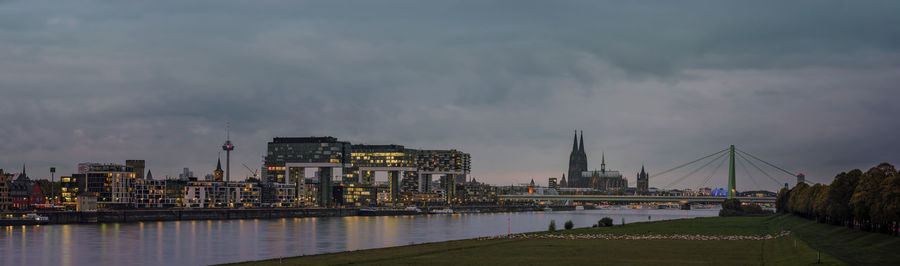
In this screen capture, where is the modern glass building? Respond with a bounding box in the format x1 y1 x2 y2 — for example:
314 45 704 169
262 136 471 206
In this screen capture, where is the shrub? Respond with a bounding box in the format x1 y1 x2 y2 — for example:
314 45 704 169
548 220 556 231
564 220 574 230
742 204 774 215
718 208 741 217
599 217 614 227
719 198 774 217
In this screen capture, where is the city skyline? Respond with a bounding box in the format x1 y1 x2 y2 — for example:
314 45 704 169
2 1 900 191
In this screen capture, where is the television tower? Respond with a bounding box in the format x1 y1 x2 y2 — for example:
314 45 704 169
222 123 235 182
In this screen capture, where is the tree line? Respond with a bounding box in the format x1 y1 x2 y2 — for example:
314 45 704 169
776 163 900 235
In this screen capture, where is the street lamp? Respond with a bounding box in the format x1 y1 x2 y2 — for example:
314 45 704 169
50 167 56 205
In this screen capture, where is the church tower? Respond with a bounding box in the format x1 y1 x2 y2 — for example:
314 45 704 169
637 165 649 195
567 130 589 188
214 158 224 182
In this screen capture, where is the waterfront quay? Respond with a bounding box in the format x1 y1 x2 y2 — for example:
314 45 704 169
7 206 552 225
2 135 776 227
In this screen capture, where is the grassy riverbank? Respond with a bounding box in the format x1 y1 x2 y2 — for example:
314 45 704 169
225 215 899 265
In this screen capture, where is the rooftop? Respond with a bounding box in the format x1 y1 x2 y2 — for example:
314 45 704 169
271 137 343 144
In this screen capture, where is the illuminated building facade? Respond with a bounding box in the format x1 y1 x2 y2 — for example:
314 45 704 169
260 183 297 207
334 184 377 206
134 179 179 208
184 181 260 208
73 163 136 209
0 170 11 211
7 166 45 210
263 137 351 184
459 178 498 204
214 158 224 182
263 136 472 206
350 144 417 202
415 149 471 202
60 175 79 205
298 178 320 206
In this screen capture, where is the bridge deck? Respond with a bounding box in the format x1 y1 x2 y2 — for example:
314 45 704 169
499 195 775 203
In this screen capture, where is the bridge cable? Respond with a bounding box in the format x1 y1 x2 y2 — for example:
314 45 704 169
737 149 813 184
697 152 729 189
735 153 762 191
663 151 729 189
735 148 797 177
696 153 728 188
650 148 729 179
736 151 786 187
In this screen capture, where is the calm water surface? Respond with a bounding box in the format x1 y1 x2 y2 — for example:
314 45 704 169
1 208 719 266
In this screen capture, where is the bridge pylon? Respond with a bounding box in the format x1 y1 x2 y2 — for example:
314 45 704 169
728 145 736 199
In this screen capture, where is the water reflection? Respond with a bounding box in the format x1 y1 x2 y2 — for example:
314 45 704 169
0 208 718 266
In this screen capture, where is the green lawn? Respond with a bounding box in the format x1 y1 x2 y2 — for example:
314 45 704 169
225 215 900 266
544 215 773 236
766 215 900 265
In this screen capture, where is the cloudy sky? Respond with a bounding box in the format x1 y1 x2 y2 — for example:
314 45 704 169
1 1 898 191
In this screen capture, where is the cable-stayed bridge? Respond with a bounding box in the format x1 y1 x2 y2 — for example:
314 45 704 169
500 145 805 204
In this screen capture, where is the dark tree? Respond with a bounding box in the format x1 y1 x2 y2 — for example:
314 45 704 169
826 170 860 227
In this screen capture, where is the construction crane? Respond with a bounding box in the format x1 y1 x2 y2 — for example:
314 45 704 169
242 163 258 180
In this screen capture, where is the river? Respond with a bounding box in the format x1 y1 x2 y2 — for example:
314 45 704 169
1 207 720 266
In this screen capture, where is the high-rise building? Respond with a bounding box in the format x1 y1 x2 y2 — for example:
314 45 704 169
71 163 135 209
263 136 471 206
567 131 588 188
350 144 414 202
60 175 79 205
548 177 558 189
263 137 351 184
636 165 649 195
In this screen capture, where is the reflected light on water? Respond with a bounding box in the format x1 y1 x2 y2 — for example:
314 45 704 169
0 208 719 265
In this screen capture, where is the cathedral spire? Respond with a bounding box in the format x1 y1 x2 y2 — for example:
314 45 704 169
572 130 578 153
578 131 585 154
601 152 606 172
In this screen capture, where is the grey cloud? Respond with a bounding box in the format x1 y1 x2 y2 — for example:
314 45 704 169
1 1 899 191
